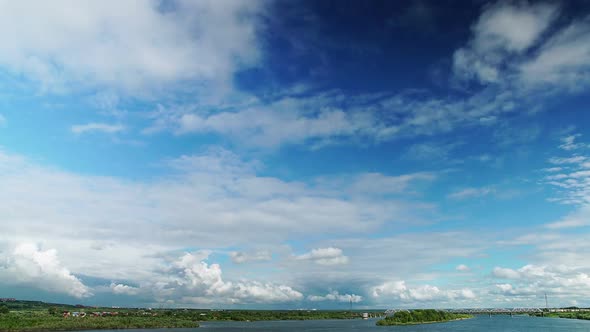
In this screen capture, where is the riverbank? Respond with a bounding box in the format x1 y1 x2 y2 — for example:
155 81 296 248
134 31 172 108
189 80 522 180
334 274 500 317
0 312 199 331
535 312 590 321
376 309 472 326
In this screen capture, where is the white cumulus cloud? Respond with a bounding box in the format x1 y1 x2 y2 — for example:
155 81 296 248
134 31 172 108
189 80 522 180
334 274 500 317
372 280 475 302
156 252 303 304
0 243 92 298
0 0 263 95
110 283 140 296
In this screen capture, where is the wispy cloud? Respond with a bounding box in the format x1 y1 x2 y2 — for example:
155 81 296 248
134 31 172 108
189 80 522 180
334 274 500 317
71 123 125 134
559 134 590 151
295 247 349 266
543 134 590 205
404 141 462 161
147 86 529 149
520 16 590 91
308 291 362 303
448 187 495 200
230 251 272 264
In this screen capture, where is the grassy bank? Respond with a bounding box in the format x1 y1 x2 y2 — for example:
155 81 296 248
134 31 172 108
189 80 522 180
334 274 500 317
536 312 590 321
376 309 472 326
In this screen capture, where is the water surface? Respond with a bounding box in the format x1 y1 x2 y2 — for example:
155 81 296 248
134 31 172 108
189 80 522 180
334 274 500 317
87 315 590 332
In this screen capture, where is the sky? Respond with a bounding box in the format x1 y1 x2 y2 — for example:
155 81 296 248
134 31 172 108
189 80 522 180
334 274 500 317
1 0 590 310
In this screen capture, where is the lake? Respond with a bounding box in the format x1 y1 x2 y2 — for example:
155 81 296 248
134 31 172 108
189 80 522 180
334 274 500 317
85 315 590 332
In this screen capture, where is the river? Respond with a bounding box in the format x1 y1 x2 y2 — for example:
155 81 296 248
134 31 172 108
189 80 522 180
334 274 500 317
81 315 590 331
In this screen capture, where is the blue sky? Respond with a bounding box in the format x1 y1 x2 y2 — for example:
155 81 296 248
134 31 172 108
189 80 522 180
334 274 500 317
1 0 590 309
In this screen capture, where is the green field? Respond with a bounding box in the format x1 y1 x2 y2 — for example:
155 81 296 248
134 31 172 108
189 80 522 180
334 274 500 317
536 311 590 321
0 311 199 331
376 309 472 326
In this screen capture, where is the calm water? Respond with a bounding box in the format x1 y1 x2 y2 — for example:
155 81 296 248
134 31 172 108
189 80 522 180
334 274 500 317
87 316 590 332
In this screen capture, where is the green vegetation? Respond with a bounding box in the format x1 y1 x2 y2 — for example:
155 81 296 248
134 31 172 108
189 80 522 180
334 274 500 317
376 309 472 326
534 311 590 321
0 311 199 331
194 309 366 321
0 306 9 315
0 299 380 331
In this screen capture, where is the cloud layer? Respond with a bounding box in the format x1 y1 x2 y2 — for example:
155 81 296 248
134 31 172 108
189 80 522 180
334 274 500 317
0 0 262 94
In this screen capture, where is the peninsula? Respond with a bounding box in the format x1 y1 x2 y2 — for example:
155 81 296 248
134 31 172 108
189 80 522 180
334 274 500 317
376 309 472 326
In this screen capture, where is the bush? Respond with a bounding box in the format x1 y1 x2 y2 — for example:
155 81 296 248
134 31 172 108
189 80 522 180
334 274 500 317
0 305 9 315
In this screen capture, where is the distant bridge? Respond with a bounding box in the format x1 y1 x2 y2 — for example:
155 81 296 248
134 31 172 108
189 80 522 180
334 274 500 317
445 308 543 315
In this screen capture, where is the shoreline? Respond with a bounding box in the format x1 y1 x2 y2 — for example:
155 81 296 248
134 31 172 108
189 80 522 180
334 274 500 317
376 316 473 326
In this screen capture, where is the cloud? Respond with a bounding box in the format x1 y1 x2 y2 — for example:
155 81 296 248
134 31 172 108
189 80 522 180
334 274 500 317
542 167 563 172
71 123 125 134
0 114 5 126
546 217 590 229
491 264 590 299
0 147 446 305
372 280 475 302
453 1 559 84
173 106 379 148
448 187 495 200
558 134 589 151
166 147 261 175
549 156 587 165
295 248 349 266
0 147 415 256
0 0 263 95
492 267 522 279
346 172 435 196
110 283 140 296
493 124 541 147
453 0 590 94
544 206 590 229
456 264 470 272
543 137 590 205
520 16 590 90
0 243 92 298
149 86 527 149
503 230 590 281
307 291 362 303
230 251 272 264
155 252 303 304
404 141 462 161
282 231 486 307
